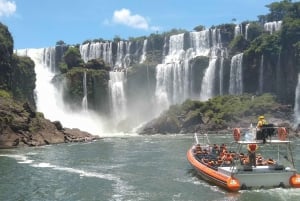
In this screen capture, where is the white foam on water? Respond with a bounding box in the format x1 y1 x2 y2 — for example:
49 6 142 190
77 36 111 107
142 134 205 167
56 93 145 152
0 154 34 164
31 162 56 168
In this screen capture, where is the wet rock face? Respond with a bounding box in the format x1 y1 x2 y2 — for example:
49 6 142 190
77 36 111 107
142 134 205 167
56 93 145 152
0 97 99 148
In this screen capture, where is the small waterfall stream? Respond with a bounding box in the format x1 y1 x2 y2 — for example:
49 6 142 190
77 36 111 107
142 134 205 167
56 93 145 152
229 53 244 95
82 71 88 111
259 55 264 94
294 74 300 128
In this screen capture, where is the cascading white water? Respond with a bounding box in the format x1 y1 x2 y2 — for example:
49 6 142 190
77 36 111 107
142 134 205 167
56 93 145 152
259 55 264 94
115 41 131 69
16 48 103 135
80 42 113 66
199 58 217 101
264 21 282 34
155 30 214 110
109 71 127 123
140 39 147 63
229 53 244 95
219 49 226 95
199 29 222 101
82 71 88 111
294 74 300 128
245 23 250 40
234 24 242 38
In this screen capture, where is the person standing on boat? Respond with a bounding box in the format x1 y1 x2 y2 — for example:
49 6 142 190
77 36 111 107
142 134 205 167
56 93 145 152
256 115 267 141
247 143 258 167
257 115 267 129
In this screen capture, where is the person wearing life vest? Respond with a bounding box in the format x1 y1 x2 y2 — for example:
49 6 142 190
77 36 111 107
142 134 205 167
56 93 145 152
256 115 267 141
257 115 267 129
247 143 258 167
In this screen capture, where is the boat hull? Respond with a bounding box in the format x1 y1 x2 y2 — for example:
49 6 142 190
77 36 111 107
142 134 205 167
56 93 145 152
187 147 298 191
236 171 294 189
187 149 240 191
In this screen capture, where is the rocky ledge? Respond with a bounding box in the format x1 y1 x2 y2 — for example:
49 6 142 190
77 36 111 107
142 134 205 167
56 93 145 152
138 94 300 136
0 97 100 149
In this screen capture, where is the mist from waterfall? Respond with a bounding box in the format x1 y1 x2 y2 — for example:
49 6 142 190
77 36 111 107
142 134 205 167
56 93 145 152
229 53 244 95
15 48 103 135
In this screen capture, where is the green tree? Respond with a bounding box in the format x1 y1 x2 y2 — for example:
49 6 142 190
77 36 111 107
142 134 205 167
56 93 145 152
11 55 36 105
85 58 110 71
63 47 84 69
0 22 14 90
265 0 292 21
193 25 205 32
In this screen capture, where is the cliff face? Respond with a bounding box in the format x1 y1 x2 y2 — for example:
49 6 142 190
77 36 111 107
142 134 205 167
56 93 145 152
0 23 36 107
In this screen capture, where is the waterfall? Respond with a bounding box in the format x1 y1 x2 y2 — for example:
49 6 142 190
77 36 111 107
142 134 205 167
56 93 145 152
294 74 300 128
264 21 282 34
155 31 213 109
245 23 250 40
80 41 113 65
82 71 88 111
15 48 103 135
219 49 226 95
140 39 147 63
115 41 131 69
199 58 217 101
234 24 242 38
229 53 244 95
259 55 264 94
155 33 185 109
109 71 127 123
199 29 222 101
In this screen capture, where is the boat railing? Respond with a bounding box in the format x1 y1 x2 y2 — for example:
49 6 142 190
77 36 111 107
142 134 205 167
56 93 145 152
233 125 289 143
194 133 210 146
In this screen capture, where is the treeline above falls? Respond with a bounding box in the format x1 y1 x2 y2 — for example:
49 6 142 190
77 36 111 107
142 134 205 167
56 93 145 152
2 0 300 134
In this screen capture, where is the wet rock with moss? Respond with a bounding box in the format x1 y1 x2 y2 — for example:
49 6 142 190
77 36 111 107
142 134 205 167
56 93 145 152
0 96 99 148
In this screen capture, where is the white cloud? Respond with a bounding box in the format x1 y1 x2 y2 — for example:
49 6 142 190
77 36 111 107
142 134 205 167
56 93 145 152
112 8 149 30
0 0 16 17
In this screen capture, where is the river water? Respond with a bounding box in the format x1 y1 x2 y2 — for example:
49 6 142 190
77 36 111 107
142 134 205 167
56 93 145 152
1 134 300 201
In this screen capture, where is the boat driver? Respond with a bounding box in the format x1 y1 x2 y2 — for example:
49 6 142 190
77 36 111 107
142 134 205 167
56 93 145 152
256 115 267 141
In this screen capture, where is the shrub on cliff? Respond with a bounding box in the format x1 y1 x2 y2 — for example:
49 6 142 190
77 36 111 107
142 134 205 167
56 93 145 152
140 93 285 134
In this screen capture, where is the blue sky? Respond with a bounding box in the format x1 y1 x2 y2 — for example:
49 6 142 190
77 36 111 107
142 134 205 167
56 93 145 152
0 0 282 49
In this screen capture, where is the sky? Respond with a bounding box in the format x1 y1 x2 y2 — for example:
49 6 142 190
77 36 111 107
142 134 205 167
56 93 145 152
0 0 283 49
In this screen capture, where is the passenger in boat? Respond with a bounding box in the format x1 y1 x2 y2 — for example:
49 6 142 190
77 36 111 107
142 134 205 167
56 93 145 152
267 158 275 165
247 143 258 167
224 153 233 165
212 144 220 156
194 144 202 155
241 156 249 165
